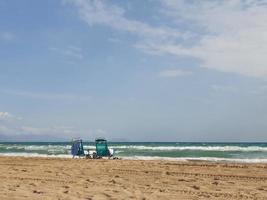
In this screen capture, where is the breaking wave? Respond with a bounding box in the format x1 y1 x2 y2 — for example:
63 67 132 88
109 145 267 152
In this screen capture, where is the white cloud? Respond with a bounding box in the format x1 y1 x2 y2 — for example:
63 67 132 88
0 125 11 133
3 90 92 102
90 128 109 139
249 84 267 94
95 129 107 134
0 124 77 138
107 37 122 44
159 69 192 78
19 126 76 136
20 126 42 135
0 113 77 138
156 0 267 77
0 112 12 120
50 45 83 60
0 112 89 140
65 0 186 40
66 0 267 78
211 85 238 93
0 32 15 41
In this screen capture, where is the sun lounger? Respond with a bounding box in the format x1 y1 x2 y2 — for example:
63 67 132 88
95 138 114 158
71 139 85 158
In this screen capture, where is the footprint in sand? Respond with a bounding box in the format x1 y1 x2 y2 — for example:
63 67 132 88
192 185 200 190
33 190 43 194
109 179 116 184
212 181 219 185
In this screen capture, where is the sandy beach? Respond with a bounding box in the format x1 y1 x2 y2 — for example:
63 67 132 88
0 156 267 199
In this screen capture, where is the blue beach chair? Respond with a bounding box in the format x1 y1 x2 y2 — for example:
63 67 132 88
71 139 85 158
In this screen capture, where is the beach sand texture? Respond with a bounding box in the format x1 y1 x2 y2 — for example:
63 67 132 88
0 157 267 199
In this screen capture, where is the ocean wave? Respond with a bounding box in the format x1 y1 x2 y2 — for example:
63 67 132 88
1 144 267 154
109 145 267 152
121 156 267 163
1 152 267 163
1 145 95 151
0 152 72 158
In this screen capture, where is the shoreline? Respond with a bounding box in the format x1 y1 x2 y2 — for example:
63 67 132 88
1 154 267 164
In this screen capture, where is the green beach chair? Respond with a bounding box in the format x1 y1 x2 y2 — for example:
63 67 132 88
95 138 113 158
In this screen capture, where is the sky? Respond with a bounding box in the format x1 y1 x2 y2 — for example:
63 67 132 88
1 0 267 142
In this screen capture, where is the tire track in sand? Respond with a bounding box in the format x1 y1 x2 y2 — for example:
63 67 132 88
111 168 267 182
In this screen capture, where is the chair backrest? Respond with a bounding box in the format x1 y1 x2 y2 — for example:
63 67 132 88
95 138 110 157
71 139 84 156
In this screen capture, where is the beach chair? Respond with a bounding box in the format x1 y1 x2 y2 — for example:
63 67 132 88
94 138 113 159
71 139 85 158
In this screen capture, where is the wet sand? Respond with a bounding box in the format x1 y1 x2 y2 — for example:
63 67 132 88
0 156 267 199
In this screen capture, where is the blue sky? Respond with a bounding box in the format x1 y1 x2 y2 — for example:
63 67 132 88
1 0 267 141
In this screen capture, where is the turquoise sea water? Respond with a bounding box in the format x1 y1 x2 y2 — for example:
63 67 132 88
1 142 267 163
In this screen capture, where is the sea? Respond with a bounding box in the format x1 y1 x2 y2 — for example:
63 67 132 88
1 142 267 163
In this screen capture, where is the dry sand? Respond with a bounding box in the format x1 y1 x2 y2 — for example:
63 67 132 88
0 156 267 199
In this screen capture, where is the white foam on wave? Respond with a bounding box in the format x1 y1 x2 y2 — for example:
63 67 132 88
3 145 95 150
2 143 267 163
0 152 72 158
2 143 267 152
110 145 267 152
1 153 267 163
121 156 267 163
